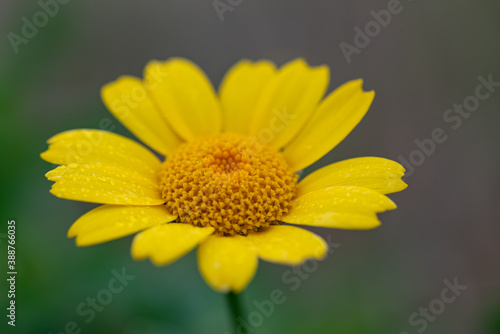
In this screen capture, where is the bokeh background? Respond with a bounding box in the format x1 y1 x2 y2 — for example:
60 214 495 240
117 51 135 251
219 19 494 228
1 0 499 333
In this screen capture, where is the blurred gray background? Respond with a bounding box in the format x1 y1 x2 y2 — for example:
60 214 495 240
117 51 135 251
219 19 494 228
0 0 499 333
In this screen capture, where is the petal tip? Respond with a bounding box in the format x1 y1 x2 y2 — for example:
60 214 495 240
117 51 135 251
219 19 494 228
67 227 77 238
40 150 50 162
399 181 409 191
365 89 375 100
255 59 277 70
130 249 146 262
75 236 91 247
387 198 398 210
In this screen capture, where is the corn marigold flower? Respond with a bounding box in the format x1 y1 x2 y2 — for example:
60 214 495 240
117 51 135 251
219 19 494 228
41 58 407 293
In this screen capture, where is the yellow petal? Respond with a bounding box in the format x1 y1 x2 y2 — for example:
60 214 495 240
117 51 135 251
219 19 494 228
68 205 176 247
198 234 257 293
247 225 327 265
144 58 222 141
297 157 407 197
101 76 182 156
132 224 214 266
41 129 160 178
283 186 396 229
283 79 375 171
219 60 276 134
248 58 329 149
45 163 164 205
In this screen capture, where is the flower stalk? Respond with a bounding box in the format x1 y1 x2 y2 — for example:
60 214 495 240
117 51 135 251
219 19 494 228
226 292 244 333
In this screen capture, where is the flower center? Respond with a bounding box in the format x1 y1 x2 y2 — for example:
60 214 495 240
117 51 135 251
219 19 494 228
160 133 297 236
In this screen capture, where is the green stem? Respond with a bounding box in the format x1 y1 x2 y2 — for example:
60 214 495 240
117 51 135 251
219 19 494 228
226 292 244 332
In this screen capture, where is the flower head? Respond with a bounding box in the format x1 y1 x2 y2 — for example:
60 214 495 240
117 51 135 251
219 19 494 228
41 58 407 293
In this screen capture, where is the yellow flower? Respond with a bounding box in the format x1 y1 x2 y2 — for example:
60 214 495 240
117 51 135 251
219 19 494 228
41 58 407 293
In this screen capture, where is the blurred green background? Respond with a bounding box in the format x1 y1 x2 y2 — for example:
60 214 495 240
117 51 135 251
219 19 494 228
1 0 499 333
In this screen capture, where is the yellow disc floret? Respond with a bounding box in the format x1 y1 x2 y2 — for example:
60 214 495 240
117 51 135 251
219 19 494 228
160 133 297 236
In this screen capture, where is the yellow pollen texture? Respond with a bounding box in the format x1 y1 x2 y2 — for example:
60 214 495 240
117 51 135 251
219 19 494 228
160 133 297 236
